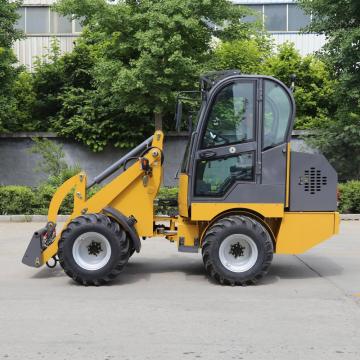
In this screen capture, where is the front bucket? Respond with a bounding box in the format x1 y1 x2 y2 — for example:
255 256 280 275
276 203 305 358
22 227 46 268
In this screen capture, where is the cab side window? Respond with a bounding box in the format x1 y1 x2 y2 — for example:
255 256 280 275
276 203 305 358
202 82 255 149
263 80 292 149
195 153 255 196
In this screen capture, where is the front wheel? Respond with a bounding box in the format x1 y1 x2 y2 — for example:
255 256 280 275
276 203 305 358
202 215 273 286
58 214 130 286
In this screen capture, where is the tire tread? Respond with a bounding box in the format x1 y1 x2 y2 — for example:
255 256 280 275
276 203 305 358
202 215 273 286
58 213 130 286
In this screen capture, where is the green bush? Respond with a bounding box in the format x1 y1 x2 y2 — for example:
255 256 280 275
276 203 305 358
0 181 142 215
338 181 360 214
0 186 35 215
32 183 56 215
0 183 74 216
32 179 99 215
1 182 360 215
156 187 178 215
32 183 75 215
157 187 178 200
0 182 99 216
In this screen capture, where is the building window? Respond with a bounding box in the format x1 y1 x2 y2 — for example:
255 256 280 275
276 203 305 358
74 18 84 33
15 8 25 30
242 5 263 23
264 4 287 31
50 12 73 34
26 7 50 34
240 3 311 33
14 6 82 35
288 4 311 31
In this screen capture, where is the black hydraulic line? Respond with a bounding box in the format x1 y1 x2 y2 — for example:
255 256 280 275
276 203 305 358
123 156 139 171
87 135 154 188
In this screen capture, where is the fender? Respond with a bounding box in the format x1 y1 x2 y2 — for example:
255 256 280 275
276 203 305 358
199 209 277 249
103 207 141 253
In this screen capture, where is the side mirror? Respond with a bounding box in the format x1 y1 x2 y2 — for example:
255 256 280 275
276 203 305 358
175 100 183 132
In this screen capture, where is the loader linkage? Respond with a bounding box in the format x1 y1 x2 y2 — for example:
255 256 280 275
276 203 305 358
22 222 56 267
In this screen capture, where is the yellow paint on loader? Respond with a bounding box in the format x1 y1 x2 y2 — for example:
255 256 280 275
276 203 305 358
191 202 284 220
40 129 340 265
42 131 165 265
177 217 199 246
178 173 189 218
276 212 340 253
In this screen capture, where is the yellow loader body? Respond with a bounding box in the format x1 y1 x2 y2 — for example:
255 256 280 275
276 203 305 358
26 129 339 268
22 72 340 286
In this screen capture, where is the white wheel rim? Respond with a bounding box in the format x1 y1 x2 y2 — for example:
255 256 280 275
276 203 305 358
219 234 258 273
72 232 111 271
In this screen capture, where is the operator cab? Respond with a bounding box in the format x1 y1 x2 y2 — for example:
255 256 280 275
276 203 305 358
177 71 295 217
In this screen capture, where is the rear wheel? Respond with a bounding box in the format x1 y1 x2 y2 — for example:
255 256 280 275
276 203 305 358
58 214 130 286
202 215 273 286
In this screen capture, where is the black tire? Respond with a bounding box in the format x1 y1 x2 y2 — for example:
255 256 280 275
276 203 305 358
202 215 273 286
129 247 136 258
58 214 130 286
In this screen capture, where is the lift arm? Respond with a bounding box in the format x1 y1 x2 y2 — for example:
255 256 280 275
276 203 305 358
22 131 164 268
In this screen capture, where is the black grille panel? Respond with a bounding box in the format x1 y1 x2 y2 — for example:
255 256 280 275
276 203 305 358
300 167 328 195
290 152 337 211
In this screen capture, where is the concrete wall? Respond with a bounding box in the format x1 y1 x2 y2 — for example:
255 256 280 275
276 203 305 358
0 133 189 188
0 132 310 188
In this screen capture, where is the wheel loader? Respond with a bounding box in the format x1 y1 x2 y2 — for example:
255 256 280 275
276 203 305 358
22 71 340 286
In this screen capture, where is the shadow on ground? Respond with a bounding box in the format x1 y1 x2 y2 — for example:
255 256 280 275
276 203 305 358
270 255 343 279
31 253 344 287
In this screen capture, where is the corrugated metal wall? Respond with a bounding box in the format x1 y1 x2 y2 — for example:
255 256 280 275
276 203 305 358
13 33 325 70
13 35 79 71
12 0 326 69
271 33 326 55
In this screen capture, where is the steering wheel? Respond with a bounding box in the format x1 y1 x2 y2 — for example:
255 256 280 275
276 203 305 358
204 130 230 146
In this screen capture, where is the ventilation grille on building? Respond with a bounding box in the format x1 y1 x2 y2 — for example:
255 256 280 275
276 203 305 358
300 167 328 195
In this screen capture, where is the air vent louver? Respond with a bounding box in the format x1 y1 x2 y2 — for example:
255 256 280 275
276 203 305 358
300 167 328 195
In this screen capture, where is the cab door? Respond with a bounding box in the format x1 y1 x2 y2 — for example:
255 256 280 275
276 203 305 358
190 77 294 205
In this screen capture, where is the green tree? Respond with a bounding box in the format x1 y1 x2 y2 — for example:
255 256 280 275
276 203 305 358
262 42 336 130
46 0 264 150
28 138 68 177
0 0 23 49
299 0 360 180
5 71 38 132
211 41 336 130
209 37 273 74
0 0 24 131
31 40 67 129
